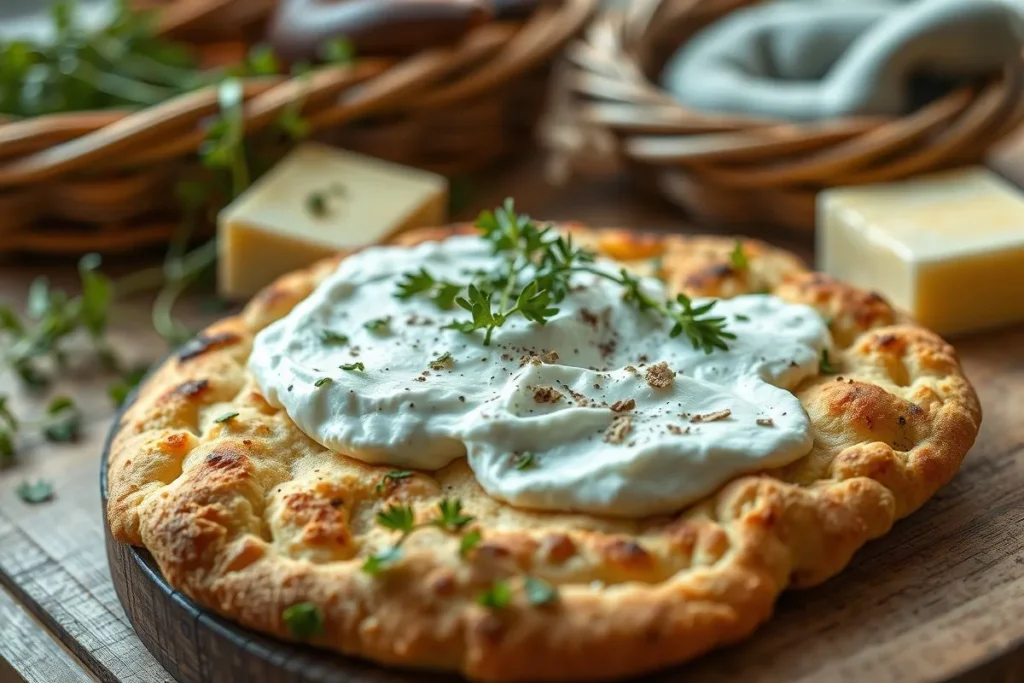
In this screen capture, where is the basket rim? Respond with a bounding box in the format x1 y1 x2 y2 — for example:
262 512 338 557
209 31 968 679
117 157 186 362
548 0 1024 186
0 0 598 189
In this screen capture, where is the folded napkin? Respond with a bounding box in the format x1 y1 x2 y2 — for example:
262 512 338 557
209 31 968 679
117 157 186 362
660 0 1024 121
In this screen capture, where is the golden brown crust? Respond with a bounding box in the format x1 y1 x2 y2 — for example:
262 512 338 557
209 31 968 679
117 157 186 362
106 225 981 681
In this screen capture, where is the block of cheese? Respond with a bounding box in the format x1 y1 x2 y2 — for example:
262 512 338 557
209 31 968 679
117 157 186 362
218 143 448 300
817 166 1024 336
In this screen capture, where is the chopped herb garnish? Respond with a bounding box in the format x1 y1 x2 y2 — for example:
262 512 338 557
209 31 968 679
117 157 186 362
319 330 349 345
459 529 482 557
362 498 476 575
377 504 416 533
429 352 454 371
734 313 750 322
524 577 558 606
513 452 536 470
362 547 403 576
42 396 80 443
820 349 840 374
0 396 17 465
320 37 355 64
730 240 749 271
434 498 473 531
314 377 333 387
108 365 149 407
395 200 734 353
376 470 413 493
0 429 14 468
364 318 390 334
16 479 53 504
340 362 365 372
306 191 328 217
282 602 325 640
477 580 512 610
214 412 239 424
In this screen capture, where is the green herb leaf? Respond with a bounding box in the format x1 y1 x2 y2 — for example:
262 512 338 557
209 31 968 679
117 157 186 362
108 366 148 407
0 429 15 468
0 305 24 335
512 452 535 470
429 352 453 371
319 330 349 345
277 106 311 140
16 479 53 504
523 577 558 606
364 318 390 334
282 602 325 640
79 253 112 339
734 313 750 322
361 546 403 575
820 349 839 374
340 362 365 372
459 529 482 557
477 580 512 610
247 44 280 75
376 470 413 493
214 412 239 424
665 292 736 354
395 268 436 300
433 282 461 310
314 377 333 387
0 395 19 431
377 504 416 533
730 240 749 271
26 277 50 320
434 498 473 532
306 191 328 217
319 38 354 65
42 396 80 443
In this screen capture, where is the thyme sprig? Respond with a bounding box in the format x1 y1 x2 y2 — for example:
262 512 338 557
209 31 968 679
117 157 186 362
395 200 735 353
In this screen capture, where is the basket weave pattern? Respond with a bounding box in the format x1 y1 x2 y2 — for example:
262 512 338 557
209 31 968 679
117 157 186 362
0 0 596 255
545 0 1024 231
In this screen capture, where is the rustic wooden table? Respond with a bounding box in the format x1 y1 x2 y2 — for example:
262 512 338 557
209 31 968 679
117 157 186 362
1 158 1023 683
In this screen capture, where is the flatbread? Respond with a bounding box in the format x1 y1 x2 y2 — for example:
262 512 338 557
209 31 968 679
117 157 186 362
106 225 981 681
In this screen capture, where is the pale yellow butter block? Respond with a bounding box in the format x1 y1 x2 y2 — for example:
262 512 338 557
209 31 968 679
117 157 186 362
218 143 448 300
818 167 1024 336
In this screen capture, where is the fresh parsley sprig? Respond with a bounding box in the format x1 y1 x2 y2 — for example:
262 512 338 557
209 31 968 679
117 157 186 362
362 498 477 575
395 200 735 353
592 268 736 354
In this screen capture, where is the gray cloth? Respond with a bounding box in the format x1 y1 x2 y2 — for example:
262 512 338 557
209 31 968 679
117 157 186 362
660 0 1024 121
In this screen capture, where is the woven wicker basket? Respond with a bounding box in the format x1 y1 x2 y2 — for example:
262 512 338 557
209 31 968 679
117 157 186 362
0 0 596 256
543 0 1024 232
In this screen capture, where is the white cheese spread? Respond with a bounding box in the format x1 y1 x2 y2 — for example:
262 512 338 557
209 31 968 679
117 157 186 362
249 236 831 517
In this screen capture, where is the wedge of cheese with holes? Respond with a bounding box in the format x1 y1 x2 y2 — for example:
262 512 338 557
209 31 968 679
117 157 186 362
817 166 1024 336
218 143 448 300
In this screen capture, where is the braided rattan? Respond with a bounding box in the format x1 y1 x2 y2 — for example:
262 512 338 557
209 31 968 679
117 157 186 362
0 0 596 255
543 0 1024 231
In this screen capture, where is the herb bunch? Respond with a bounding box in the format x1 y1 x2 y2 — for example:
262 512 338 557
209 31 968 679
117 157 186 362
396 200 736 353
0 0 204 118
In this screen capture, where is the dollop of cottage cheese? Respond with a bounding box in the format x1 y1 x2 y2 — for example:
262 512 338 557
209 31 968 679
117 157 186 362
249 236 831 517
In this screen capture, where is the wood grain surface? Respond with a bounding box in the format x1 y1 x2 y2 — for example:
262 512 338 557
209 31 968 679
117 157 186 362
1 158 1023 683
